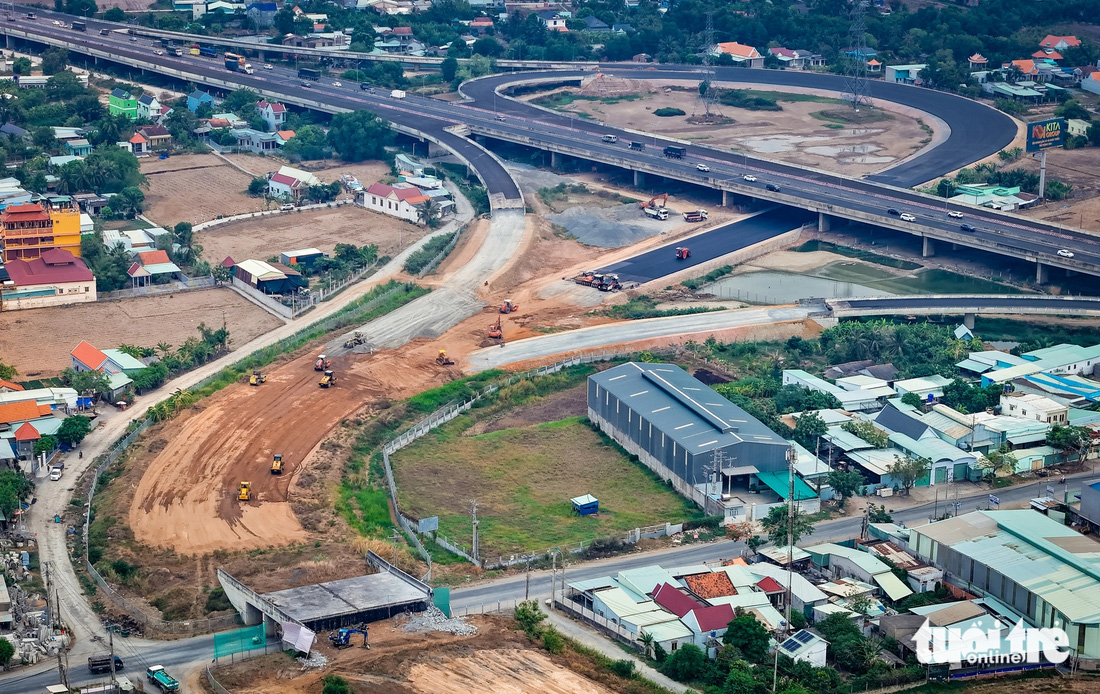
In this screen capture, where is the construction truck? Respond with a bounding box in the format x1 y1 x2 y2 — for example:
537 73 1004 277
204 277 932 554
663 145 686 159
314 354 330 371
249 370 267 386
146 665 180 692
499 299 519 314
644 206 669 220
596 274 622 292
436 349 455 366
488 316 502 339
344 331 365 349
238 481 251 501
330 627 370 649
319 369 336 388
640 193 670 220
675 247 691 260
683 209 709 222
271 454 284 475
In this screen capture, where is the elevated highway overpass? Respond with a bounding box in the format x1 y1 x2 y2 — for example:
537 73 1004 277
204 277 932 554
6 17 1100 282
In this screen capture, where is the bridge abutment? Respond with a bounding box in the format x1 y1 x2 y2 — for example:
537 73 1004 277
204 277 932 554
922 237 935 258
1036 261 1048 284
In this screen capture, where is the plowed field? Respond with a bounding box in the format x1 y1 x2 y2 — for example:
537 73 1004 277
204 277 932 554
128 342 460 554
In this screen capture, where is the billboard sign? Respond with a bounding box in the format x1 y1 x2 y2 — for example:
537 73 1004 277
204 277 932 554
418 515 439 533
1026 118 1064 152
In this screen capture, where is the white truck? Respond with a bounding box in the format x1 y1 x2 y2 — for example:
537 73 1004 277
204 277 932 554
391 89 406 99
643 206 669 221
243 63 254 74
49 463 64 481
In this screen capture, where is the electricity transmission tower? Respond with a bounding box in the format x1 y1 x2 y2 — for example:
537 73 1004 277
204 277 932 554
693 12 722 121
843 0 873 110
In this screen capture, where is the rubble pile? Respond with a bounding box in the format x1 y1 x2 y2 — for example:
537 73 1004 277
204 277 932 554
401 607 477 636
297 651 329 669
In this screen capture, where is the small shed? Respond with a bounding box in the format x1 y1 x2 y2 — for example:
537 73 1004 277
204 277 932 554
280 248 325 268
571 494 599 516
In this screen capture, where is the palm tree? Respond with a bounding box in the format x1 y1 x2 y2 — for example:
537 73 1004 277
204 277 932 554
415 199 442 227
156 341 173 358
639 631 655 660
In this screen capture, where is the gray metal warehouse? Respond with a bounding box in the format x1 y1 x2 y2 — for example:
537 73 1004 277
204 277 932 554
588 362 791 508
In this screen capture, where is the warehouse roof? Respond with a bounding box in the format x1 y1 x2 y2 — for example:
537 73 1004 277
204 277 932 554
590 363 786 455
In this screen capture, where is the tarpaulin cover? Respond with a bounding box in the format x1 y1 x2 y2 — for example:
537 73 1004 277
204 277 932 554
213 624 266 659
281 622 316 653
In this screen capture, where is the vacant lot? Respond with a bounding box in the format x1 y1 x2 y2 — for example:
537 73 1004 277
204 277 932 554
1007 146 1100 233
220 155 390 189
526 84 930 177
199 205 426 266
141 153 263 225
0 288 281 378
393 415 696 560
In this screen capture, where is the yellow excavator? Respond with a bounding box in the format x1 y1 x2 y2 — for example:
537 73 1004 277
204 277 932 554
238 481 251 501
271 454 283 475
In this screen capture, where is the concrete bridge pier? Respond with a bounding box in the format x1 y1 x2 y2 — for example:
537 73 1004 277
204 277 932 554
818 212 832 232
1036 260 1048 284
550 151 562 169
4 35 12 50
964 313 976 330
633 170 646 188
922 237 935 258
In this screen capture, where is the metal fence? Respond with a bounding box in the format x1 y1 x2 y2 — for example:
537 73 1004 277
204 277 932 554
206 664 233 694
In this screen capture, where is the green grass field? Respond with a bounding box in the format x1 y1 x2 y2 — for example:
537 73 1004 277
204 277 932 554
392 416 697 559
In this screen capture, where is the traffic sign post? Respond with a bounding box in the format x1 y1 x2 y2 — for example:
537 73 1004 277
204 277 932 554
989 494 1000 507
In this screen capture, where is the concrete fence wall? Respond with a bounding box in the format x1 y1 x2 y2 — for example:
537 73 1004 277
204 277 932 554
230 276 295 319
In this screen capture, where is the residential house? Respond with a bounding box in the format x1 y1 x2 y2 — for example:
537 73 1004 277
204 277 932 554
1033 49 1064 62
245 1 277 26
136 93 162 121
885 64 926 84
257 100 287 132
268 166 321 201
612 23 633 33
1083 72 1100 96
714 42 763 68
70 340 144 399
65 139 92 156
0 249 96 310
893 375 952 403
15 76 48 89
232 128 281 153
0 123 28 141
1 201 81 263
361 182 430 223
909 509 1100 660
844 47 877 61
783 370 887 412
187 89 216 113
469 16 493 34
1068 118 1091 137
277 130 296 146
777 631 828 668
805 543 914 603
127 249 181 287
108 89 138 119
980 343 1100 386
137 125 172 149
233 258 306 294
535 10 568 31
1039 35 1080 52
582 16 610 32
1000 392 1068 424
128 132 148 156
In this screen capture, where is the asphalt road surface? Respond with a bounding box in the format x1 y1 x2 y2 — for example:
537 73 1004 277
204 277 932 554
833 296 1100 312
601 207 814 283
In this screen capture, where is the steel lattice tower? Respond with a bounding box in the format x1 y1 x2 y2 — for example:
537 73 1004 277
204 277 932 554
693 12 722 121
843 0 873 110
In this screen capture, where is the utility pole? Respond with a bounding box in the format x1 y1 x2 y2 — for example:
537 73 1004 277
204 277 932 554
470 500 479 566
109 628 116 688
775 446 796 693
524 558 531 600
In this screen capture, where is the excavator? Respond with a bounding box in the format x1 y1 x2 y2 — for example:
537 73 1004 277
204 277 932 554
436 349 455 366
499 299 519 314
314 354 330 371
488 316 502 340
319 369 336 388
638 193 668 210
238 481 251 501
249 370 267 386
330 626 369 649
271 454 283 475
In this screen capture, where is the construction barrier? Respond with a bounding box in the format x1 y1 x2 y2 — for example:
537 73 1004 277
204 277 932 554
213 624 267 660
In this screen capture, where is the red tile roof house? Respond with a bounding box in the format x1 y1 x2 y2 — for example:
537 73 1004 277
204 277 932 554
361 183 430 224
268 172 305 201
257 99 287 132
70 340 139 400
1 248 96 311
1039 35 1080 52
0 400 54 460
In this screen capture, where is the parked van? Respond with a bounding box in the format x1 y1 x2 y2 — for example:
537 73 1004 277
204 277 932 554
49 464 64 481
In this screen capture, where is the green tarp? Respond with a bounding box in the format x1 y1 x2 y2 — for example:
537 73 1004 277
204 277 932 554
433 587 451 618
213 624 265 660
755 471 817 501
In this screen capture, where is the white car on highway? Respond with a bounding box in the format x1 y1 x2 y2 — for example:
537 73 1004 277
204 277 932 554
696 164 710 172
742 174 757 182
332 81 342 87
899 213 916 222
948 210 964 218
1058 249 1075 258
263 64 273 69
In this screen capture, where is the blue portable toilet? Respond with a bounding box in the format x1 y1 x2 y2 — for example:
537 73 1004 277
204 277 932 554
571 494 599 516
21 551 29 568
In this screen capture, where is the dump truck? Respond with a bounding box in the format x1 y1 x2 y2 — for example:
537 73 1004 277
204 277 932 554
146 665 179 692
249 370 266 386
343 331 364 349
675 247 691 260
314 354 329 371
238 482 251 501
663 145 686 159
683 209 709 222
644 206 669 220
87 654 123 674
319 369 336 388
271 454 283 475
436 350 455 366
629 141 644 151
499 299 519 314
298 67 321 81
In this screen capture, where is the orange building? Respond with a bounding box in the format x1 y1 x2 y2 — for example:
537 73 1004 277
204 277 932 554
0 198 82 263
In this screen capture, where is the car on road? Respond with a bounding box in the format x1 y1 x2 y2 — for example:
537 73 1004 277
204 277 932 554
279 203 295 211
960 223 976 232
155 50 163 55
263 64 273 69
301 81 310 88
332 81 341 87
495 115 506 121
1058 249 1075 258
742 174 757 182
948 210 964 218
52 20 61 25
696 164 710 172
129 36 137 41
886 208 900 216
765 183 781 192
899 213 916 222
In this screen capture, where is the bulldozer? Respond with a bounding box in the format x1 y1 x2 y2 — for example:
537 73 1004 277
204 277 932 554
499 299 519 314
436 349 455 366
319 369 336 388
238 481 251 501
271 454 283 475
314 354 330 371
249 370 267 386
343 331 365 349
488 316 502 340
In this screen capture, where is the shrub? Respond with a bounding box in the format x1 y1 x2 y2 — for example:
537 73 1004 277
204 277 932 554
541 625 565 654
654 107 686 117
610 659 636 678
321 675 351 694
403 233 456 275
514 599 546 637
